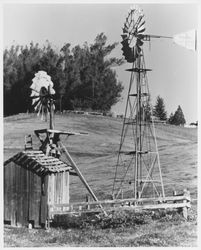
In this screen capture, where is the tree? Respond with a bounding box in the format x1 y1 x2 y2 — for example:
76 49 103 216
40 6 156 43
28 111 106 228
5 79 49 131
168 112 174 124
153 96 167 121
3 33 124 116
170 105 186 125
62 33 124 111
3 41 60 116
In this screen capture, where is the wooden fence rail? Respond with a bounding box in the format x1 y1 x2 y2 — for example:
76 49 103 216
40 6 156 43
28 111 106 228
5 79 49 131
47 194 191 224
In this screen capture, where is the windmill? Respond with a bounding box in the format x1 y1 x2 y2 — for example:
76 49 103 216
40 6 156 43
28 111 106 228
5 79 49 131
112 5 196 201
30 71 55 128
29 70 107 215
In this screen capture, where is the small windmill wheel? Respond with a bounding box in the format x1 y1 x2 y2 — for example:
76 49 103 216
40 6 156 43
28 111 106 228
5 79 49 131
121 6 145 63
30 71 55 123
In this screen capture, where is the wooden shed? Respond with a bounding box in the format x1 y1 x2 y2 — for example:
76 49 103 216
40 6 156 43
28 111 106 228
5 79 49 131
4 150 73 228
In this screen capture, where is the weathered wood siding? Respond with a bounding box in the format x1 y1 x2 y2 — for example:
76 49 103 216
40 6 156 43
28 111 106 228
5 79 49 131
4 158 70 227
48 171 69 205
40 175 48 225
28 170 41 227
4 161 41 227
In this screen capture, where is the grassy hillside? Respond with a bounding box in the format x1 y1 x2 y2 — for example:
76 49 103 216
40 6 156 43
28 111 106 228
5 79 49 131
4 113 197 201
3 113 198 247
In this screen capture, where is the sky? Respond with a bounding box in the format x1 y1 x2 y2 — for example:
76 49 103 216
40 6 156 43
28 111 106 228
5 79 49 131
2 1 199 123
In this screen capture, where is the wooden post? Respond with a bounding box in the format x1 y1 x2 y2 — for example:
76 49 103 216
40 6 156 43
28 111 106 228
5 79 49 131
182 204 188 220
173 190 177 196
182 189 190 220
86 195 90 210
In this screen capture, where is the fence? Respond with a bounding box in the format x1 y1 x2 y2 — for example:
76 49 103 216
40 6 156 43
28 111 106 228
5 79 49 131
46 193 191 228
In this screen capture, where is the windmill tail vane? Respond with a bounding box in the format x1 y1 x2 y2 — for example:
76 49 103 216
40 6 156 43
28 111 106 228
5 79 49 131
145 30 197 51
173 29 197 51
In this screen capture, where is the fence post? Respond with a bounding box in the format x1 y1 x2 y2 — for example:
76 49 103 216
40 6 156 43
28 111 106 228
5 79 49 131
182 189 191 219
86 195 90 210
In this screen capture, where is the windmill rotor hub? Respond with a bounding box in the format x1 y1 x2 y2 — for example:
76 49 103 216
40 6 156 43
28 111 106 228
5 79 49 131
39 86 49 96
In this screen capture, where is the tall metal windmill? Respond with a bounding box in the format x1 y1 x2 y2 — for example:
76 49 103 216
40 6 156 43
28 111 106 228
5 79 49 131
112 6 196 201
112 5 197 201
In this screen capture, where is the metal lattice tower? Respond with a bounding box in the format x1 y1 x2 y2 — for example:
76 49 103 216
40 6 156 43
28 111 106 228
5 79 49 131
112 50 165 200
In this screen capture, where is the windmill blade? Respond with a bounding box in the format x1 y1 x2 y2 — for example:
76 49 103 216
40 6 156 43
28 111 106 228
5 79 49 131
30 88 40 94
138 20 145 29
32 98 41 108
138 27 146 34
30 95 40 100
32 97 40 106
35 100 42 112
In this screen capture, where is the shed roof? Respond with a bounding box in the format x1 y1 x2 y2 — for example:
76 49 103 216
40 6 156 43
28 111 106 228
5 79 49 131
4 150 72 175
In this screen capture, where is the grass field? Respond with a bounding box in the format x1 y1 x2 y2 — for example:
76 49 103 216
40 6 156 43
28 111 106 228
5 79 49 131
3 113 198 247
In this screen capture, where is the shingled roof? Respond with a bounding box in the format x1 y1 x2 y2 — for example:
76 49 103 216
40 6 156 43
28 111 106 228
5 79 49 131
4 150 73 175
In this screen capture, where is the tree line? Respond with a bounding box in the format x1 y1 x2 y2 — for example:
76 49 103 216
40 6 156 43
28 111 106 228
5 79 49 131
4 33 124 116
153 96 186 125
3 33 187 126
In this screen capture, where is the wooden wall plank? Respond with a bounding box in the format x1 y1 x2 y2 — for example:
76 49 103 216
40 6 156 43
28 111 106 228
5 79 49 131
40 175 48 225
20 165 24 226
54 174 58 204
51 174 54 205
35 174 41 227
51 174 54 204
19 164 23 227
27 166 30 225
16 164 21 226
28 172 41 227
4 164 8 221
50 174 54 205
22 167 28 226
63 171 69 203
32 173 36 227
66 172 69 204
11 162 16 226
14 163 18 226
48 175 53 205
4 163 12 221
29 171 34 221
62 172 65 204
58 173 62 204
